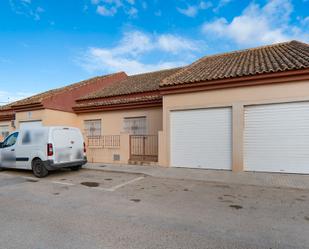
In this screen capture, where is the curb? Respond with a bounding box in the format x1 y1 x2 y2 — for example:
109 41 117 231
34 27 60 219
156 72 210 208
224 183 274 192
82 167 149 177
83 166 309 191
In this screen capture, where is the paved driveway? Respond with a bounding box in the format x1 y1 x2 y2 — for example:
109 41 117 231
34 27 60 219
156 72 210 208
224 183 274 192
0 168 308 249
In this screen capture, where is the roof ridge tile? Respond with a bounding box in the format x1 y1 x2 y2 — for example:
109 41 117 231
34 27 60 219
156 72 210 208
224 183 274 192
161 40 309 87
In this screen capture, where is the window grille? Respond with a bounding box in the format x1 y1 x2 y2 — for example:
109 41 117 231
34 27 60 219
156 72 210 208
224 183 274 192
123 116 147 135
84 119 101 137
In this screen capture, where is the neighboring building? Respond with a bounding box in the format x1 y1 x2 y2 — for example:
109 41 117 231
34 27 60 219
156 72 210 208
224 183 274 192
0 72 127 139
159 40 309 174
0 104 15 141
73 68 181 164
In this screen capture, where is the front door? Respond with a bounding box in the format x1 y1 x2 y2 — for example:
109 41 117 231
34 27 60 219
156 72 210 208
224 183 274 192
0 132 19 168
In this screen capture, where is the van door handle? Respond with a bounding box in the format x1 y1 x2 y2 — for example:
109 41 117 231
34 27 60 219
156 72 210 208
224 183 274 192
69 146 72 149
11 149 15 152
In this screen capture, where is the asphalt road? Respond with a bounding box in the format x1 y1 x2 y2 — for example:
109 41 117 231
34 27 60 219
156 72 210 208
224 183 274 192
0 168 308 249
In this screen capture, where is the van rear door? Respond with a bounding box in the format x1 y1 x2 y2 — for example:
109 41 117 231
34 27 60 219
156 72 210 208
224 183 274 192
52 128 84 164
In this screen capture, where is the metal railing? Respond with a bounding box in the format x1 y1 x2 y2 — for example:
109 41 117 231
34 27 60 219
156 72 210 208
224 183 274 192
129 135 158 162
87 135 120 149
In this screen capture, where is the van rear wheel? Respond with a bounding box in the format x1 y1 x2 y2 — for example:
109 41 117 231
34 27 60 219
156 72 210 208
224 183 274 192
32 159 48 178
70 165 82 171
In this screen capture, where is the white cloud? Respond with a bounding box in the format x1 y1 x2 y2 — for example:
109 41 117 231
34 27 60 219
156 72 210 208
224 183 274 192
301 16 309 26
202 0 309 46
200 1 213 9
113 31 153 56
213 0 232 12
126 7 138 18
158 34 199 53
96 5 117 16
92 0 139 17
77 31 202 75
81 48 181 75
177 1 212 17
177 5 198 17
0 91 35 105
9 0 44 20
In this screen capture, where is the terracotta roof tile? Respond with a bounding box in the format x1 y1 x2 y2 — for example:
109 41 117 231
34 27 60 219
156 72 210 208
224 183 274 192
75 95 161 108
0 103 15 121
161 40 309 87
11 72 125 107
80 68 181 100
0 102 15 112
0 105 11 111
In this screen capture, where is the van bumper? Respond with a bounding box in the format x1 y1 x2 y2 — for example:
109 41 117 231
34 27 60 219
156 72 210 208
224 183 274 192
43 157 87 170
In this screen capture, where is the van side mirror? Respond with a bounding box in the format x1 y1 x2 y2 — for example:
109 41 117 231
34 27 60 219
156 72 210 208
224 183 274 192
0 142 3 148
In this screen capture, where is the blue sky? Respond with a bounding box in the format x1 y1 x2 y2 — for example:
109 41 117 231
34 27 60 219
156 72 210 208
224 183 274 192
0 0 308 104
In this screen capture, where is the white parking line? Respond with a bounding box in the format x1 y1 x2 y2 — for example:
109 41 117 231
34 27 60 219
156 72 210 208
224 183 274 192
23 176 39 181
52 176 144 191
51 181 75 186
107 176 145 192
96 187 114 192
1 172 145 191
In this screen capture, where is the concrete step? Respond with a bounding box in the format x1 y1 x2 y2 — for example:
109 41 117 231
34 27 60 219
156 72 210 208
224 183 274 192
128 160 158 166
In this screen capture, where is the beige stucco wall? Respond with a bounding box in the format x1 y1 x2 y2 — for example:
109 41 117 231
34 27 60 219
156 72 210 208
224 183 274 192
0 121 14 141
77 107 162 164
161 80 309 170
86 133 130 164
77 107 162 136
15 109 78 128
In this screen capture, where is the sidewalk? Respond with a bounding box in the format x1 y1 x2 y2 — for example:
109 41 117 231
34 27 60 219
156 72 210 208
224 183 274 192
84 163 309 190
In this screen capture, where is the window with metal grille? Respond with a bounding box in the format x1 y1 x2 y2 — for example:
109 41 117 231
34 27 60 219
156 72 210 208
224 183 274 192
123 116 147 135
84 119 101 137
0 125 9 140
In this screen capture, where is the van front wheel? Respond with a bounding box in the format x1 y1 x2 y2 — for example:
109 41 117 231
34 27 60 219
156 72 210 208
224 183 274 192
32 159 48 178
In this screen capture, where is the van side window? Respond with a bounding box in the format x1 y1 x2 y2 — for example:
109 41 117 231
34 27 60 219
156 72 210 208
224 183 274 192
3 132 19 147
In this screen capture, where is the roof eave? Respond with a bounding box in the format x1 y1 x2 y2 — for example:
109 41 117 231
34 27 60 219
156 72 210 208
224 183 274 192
160 68 309 95
0 113 15 121
76 90 161 104
11 102 44 112
73 99 162 113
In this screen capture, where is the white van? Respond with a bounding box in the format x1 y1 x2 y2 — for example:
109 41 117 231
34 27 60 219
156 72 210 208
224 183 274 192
0 126 87 177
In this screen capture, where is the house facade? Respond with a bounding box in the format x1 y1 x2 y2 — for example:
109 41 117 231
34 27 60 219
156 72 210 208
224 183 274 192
159 40 309 174
73 68 180 164
1 40 309 174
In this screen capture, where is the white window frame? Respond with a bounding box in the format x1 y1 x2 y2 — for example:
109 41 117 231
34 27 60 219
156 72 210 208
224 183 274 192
84 119 102 137
123 116 147 135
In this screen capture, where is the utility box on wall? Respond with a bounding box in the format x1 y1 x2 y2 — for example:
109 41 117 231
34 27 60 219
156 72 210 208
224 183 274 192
113 154 120 161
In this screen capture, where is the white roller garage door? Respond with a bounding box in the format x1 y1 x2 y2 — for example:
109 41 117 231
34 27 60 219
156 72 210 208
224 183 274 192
19 121 42 129
170 107 232 170
244 102 309 174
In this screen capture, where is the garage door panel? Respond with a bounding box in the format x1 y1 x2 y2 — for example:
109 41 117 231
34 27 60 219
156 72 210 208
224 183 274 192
171 107 232 170
19 121 42 129
244 102 309 174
